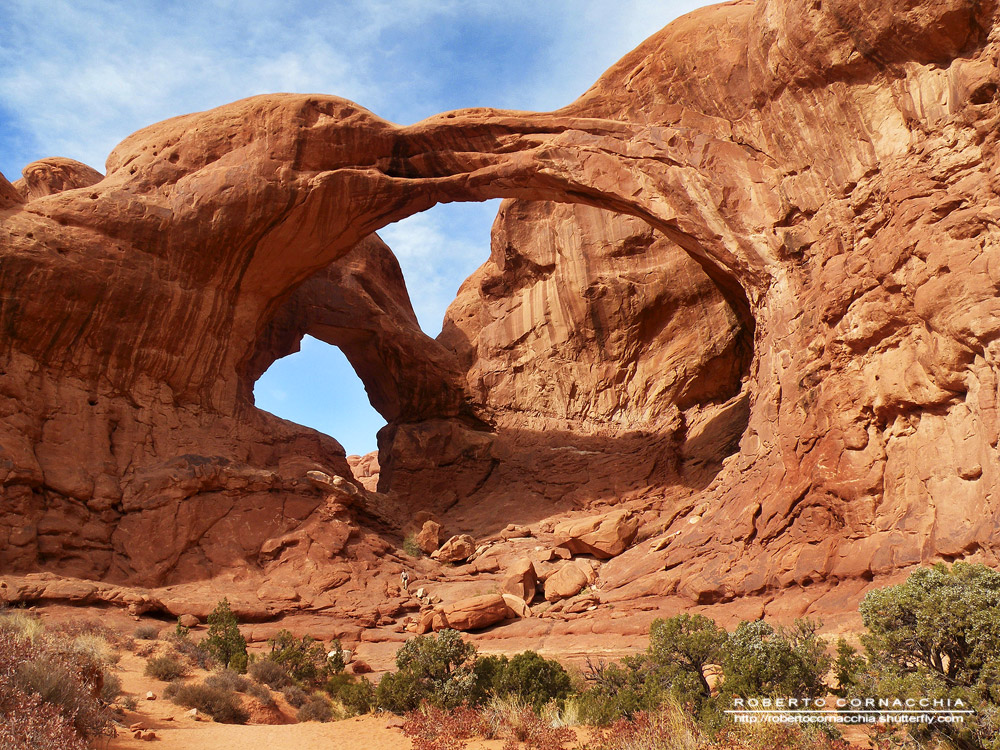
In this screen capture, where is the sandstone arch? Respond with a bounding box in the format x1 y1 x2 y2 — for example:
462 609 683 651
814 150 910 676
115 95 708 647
4 0 1000 620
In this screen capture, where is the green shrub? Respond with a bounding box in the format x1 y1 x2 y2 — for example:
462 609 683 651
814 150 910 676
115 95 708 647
486 651 572 711
168 681 249 724
204 599 247 672
719 618 829 702
853 562 1000 750
326 638 346 675
376 629 479 713
647 613 726 703
144 654 187 681
325 672 374 716
577 613 732 726
403 534 424 558
577 659 664 725
375 669 426 714
297 695 334 722
265 629 329 684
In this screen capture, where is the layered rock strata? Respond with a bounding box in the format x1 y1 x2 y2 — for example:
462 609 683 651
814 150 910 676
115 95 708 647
3 0 1000 620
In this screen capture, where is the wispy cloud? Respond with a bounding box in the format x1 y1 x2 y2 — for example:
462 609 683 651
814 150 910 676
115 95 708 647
378 200 501 335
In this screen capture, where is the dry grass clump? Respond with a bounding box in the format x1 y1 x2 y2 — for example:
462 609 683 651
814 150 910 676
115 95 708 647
144 653 188 681
297 694 336 722
591 704 705 750
0 611 118 749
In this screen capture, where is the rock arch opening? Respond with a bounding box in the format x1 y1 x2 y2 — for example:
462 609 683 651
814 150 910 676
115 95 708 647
253 335 386 456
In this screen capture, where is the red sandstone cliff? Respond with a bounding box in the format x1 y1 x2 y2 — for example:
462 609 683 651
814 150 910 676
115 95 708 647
3 0 1000 626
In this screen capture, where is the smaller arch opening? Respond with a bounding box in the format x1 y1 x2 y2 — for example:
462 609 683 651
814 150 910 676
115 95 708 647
253 335 385 458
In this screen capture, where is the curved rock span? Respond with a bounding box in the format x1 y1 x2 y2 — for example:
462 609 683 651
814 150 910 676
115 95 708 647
3 0 1000 623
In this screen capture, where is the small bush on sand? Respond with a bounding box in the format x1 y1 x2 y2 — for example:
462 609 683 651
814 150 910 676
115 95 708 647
169 681 249 724
133 624 159 640
325 672 374 716
164 631 215 670
100 672 122 705
481 694 575 749
144 654 187 681
204 668 250 694
245 681 275 706
297 695 334 722
403 534 424 558
282 684 309 708
249 658 291 689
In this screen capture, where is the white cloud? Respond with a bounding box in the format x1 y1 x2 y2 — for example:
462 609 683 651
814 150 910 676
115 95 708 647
378 200 500 335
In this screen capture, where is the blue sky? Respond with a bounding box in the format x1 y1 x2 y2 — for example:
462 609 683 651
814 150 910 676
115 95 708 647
1 0 708 455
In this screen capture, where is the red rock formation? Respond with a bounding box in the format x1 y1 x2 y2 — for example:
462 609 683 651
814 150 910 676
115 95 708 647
3 0 1000 628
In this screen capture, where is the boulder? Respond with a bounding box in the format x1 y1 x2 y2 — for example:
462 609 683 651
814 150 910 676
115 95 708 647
177 614 199 628
553 510 639 559
442 594 509 631
502 593 532 618
432 534 476 563
500 558 538 603
544 562 590 602
415 520 442 555
305 471 362 505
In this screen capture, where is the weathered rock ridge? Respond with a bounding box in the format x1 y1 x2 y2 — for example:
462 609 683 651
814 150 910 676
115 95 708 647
4 0 1000 624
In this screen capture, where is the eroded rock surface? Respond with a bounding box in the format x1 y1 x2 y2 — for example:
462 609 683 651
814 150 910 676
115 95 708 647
3 0 1000 634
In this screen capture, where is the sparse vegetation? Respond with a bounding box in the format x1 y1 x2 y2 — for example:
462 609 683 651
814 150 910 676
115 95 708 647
144 653 187 681
4 562 999 749
403 533 424 558
134 623 159 640
0 611 117 748
168 681 250 724
297 694 335 722
250 656 292 688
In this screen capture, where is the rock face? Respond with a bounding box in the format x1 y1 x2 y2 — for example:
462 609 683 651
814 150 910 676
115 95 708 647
554 511 640 559
4 0 1000 622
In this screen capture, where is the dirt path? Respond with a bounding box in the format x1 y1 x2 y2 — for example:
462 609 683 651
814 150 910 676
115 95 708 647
106 714 423 750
